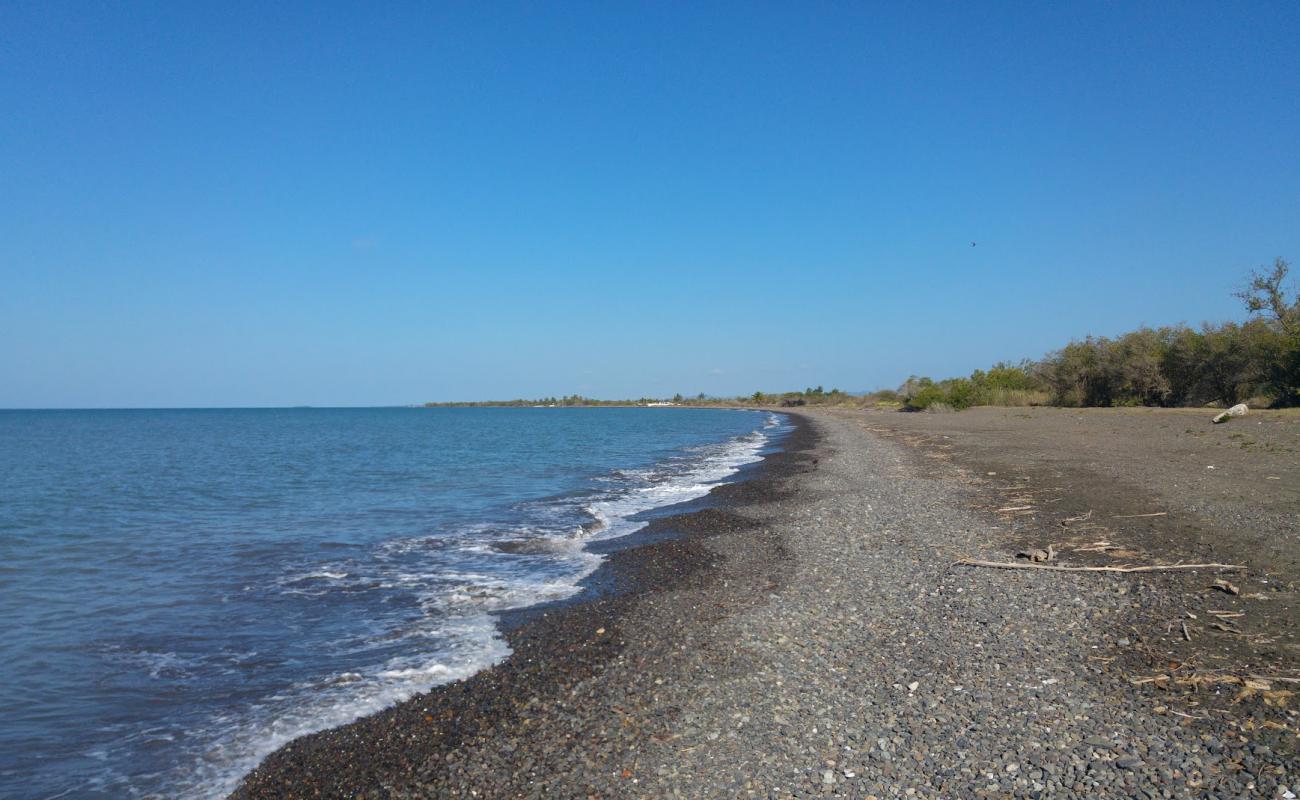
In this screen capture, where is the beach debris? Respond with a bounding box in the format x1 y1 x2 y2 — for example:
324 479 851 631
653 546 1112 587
1131 672 1295 706
1113 511 1167 519
1015 545 1056 563
1074 541 1120 553
1211 578 1241 595
996 505 1034 513
1181 621 1193 641
1209 621 1242 634
954 559 1246 574
1061 510 1093 524
1252 674 1300 684
1212 403 1248 424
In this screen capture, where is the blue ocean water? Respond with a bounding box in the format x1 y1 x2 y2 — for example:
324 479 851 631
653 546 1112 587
0 407 787 799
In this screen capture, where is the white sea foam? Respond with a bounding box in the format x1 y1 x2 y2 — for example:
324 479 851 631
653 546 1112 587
578 423 775 543
166 617 510 799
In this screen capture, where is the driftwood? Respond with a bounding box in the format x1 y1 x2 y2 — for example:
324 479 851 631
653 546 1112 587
1211 578 1241 595
1113 511 1168 519
954 559 1246 574
1074 541 1121 553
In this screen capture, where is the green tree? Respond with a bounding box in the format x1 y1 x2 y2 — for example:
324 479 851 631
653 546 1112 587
1237 258 1299 336
1237 258 1300 405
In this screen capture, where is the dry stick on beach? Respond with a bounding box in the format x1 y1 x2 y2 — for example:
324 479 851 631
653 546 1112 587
953 559 1246 574
1113 512 1169 519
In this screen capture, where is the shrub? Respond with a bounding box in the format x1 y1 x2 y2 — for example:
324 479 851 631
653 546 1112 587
901 377 980 411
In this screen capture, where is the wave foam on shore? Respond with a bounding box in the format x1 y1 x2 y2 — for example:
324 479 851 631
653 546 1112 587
161 412 788 799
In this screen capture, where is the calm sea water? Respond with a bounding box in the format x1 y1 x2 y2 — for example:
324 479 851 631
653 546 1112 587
0 407 787 799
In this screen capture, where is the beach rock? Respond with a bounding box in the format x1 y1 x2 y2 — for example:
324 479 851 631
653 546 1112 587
1016 546 1055 563
1212 403 1248 423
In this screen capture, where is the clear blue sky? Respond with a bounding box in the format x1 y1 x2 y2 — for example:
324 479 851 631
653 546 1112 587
3 2 1298 407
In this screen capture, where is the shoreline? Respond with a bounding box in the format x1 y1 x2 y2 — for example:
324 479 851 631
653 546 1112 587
234 408 1296 798
231 413 818 797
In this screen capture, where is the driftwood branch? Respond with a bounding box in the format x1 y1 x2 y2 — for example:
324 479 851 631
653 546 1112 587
953 558 1246 574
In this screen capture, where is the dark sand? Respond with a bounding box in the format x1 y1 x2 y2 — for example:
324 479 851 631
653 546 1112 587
850 405 1300 679
233 408 1298 799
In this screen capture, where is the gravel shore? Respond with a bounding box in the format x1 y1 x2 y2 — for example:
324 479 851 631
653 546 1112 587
236 410 1296 798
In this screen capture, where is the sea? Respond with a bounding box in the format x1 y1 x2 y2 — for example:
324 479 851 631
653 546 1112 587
0 406 788 799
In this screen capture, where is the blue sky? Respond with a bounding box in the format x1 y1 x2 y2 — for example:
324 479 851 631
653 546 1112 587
3 2 1298 407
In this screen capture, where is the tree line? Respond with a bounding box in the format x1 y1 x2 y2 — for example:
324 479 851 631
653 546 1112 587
896 258 1299 411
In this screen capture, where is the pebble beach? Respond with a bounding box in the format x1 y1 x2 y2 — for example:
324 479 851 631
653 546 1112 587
235 410 1298 798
